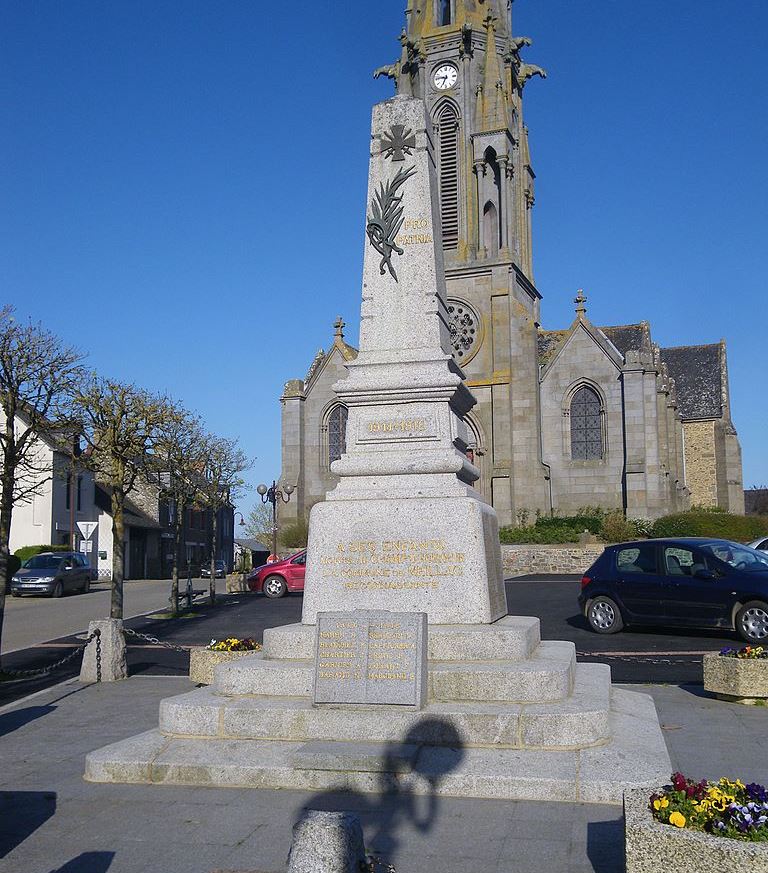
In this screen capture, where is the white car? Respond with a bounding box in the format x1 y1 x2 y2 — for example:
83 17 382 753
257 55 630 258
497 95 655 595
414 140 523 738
748 537 768 553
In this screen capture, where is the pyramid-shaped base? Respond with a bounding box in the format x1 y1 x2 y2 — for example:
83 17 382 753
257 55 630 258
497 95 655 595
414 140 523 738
84 618 671 804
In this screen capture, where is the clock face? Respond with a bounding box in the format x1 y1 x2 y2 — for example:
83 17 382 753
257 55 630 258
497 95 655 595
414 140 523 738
433 64 458 90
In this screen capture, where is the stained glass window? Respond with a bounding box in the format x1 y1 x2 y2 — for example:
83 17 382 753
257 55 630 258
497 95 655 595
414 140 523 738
328 405 348 466
570 386 603 460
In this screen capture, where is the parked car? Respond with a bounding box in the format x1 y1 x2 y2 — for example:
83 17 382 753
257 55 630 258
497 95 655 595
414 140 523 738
201 560 227 579
10 552 92 597
747 537 768 553
247 550 306 598
579 538 768 642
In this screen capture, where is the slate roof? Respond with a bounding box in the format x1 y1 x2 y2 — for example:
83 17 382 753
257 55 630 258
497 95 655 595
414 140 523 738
537 330 567 365
599 323 651 358
661 344 723 420
94 483 162 530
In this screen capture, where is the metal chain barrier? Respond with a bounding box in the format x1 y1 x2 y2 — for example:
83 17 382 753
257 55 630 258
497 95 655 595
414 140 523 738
577 651 704 665
3 629 102 681
123 626 190 653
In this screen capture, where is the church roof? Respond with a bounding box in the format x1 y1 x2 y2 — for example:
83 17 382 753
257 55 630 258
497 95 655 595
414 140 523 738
660 344 723 420
537 330 567 365
599 323 651 358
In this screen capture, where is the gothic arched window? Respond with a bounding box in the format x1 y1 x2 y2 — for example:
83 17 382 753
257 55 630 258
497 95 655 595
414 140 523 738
437 0 452 26
327 405 348 466
436 103 459 251
483 202 499 257
483 147 502 256
570 386 603 460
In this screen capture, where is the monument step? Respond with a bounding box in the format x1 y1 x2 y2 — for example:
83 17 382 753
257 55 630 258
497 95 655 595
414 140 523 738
428 640 576 703
161 663 609 749
213 641 576 704
262 616 541 663
85 687 669 805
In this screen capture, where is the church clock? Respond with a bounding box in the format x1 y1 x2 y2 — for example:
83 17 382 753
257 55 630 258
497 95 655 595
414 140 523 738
432 63 458 90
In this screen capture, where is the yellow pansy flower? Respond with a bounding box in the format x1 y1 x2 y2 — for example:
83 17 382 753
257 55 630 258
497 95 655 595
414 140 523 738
653 797 669 810
669 811 686 828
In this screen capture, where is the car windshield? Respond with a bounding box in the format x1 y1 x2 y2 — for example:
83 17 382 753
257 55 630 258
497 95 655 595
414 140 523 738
700 542 768 572
215 561 225 569
23 555 63 571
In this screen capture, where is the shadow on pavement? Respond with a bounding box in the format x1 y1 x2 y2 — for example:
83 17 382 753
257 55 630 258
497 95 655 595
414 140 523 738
0 790 56 858
0 704 56 738
586 816 624 873
294 717 465 867
48 851 115 873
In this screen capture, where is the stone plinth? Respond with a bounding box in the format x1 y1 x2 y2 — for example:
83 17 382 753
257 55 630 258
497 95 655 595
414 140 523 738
703 653 768 704
189 648 261 686
624 787 768 873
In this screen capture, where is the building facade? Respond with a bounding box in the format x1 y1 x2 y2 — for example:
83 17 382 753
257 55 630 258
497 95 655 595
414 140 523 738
280 0 744 526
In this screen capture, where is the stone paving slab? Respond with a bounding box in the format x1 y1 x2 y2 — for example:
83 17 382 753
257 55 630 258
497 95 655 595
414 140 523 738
0 676 765 873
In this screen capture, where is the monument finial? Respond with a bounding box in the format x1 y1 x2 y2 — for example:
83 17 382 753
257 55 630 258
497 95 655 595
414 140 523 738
334 316 345 340
574 289 587 318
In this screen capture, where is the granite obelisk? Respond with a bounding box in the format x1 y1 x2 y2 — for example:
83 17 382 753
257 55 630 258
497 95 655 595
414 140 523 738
303 96 507 626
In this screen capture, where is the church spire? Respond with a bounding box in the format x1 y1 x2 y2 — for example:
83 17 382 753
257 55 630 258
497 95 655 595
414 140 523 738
476 11 509 132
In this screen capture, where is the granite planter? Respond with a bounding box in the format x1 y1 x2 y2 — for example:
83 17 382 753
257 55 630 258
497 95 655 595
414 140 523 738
624 787 768 873
703 652 768 704
189 648 259 685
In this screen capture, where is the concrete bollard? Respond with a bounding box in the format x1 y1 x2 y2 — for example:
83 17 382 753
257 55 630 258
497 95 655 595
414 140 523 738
79 618 128 683
287 810 367 873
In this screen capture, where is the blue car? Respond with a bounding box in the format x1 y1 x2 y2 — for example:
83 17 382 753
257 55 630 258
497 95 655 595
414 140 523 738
578 538 768 642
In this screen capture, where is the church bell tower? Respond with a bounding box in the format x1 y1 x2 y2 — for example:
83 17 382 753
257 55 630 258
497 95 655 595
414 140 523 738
375 0 551 522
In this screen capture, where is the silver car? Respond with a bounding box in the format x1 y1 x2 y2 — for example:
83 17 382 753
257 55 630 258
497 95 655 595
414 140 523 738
748 537 768 553
11 552 92 597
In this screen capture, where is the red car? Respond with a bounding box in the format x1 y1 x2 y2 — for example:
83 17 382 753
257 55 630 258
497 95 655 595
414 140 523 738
247 550 306 598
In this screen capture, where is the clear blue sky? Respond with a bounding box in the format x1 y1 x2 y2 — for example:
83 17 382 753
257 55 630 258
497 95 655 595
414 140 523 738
2 1 767 515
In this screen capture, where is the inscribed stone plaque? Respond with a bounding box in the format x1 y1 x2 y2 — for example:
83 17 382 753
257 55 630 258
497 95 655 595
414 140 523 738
313 610 427 708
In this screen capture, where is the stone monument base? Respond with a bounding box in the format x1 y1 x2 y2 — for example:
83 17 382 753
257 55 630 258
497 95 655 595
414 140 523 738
84 617 671 804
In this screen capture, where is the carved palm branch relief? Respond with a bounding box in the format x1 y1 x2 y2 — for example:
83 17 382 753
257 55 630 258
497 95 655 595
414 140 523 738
366 165 417 283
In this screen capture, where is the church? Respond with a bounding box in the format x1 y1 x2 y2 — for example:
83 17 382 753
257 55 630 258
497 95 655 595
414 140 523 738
280 0 744 529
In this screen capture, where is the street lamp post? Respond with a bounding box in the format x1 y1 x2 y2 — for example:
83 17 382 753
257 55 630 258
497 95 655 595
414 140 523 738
256 481 295 561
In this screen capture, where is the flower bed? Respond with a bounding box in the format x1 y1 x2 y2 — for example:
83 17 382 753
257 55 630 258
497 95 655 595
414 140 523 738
703 646 768 704
189 638 262 685
625 775 768 873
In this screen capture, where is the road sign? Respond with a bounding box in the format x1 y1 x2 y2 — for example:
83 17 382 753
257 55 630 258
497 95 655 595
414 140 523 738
80 541 93 554
77 521 98 540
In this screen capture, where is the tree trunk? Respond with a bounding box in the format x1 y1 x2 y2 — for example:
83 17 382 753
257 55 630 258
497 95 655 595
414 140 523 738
0 465 15 671
111 488 126 620
209 508 217 605
170 498 184 617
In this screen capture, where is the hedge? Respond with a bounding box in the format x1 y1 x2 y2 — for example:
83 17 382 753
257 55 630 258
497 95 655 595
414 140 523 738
500 524 587 545
650 512 768 542
14 544 71 564
535 515 603 535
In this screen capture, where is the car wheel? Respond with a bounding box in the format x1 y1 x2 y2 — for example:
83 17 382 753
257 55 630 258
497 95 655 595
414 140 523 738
51 581 63 599
736 601 768 643
587 596 624 634
263 575 288 599
11 591 21 598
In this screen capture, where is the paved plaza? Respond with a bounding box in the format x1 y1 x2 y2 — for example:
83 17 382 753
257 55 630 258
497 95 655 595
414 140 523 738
1 674 766 873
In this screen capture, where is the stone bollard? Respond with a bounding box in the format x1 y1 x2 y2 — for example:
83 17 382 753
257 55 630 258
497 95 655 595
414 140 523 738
287 810 367 873
79 618 128 683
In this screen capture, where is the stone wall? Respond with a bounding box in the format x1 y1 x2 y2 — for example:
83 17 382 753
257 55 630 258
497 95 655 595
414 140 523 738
502 544 605 576
682 420 718 507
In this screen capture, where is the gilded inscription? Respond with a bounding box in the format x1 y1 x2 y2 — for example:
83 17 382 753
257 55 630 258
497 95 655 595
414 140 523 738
395 217 433 247
319 539 466 591
367 419 427 434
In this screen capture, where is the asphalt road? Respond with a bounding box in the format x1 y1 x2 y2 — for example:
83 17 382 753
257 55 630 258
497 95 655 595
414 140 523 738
0 577 227 654
0 576 744 707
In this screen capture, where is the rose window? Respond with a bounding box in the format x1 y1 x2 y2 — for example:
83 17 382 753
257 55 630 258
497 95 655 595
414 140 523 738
447 300 480 361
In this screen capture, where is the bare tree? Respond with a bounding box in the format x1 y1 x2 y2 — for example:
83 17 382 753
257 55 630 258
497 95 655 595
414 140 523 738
245 502 273 548
199 435 250 604
154 406 207 615
0 307 84 666
75 376 168 619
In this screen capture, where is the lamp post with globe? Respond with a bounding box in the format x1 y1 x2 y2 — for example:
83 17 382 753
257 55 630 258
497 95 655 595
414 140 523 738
257 481 295 562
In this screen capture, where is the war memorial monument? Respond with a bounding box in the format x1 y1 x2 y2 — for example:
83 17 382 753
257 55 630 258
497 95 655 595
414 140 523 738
85 93 670 804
